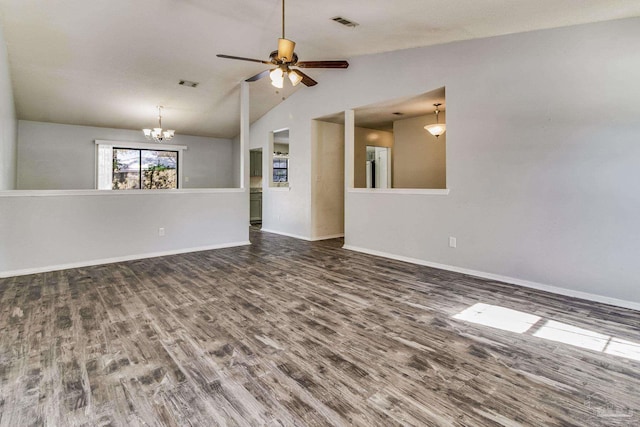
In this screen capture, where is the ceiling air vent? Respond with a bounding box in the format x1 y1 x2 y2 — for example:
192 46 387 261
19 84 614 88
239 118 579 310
179 80 199 88
332 16 359 28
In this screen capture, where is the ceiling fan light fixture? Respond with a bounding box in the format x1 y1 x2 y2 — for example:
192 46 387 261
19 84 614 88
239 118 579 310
270 68 284 80
288 70 303 86
216 0 348 88
270 68 285 88
424 103 446 138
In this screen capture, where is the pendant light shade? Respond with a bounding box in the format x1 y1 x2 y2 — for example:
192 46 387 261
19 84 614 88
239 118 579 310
424 103 446 138
270 68 284 88
288 69 303 86
424 123 446 137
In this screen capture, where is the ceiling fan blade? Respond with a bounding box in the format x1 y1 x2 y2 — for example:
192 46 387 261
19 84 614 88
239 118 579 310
296 60 349 69
246 69 271 82
292 69 317 87
216 54 271 65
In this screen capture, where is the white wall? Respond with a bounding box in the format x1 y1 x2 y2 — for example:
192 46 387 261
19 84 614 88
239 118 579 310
250 110 310 239
16 121 235 189
250 18 640 308
0 21 17 190
393 113 446 189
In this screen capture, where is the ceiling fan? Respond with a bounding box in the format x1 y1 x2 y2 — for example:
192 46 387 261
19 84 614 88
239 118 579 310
216 0 349 88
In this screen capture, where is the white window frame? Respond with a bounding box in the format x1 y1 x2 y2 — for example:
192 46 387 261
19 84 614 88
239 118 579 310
95 140 187 190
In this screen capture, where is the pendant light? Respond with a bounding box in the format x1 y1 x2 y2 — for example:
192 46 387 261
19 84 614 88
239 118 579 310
424 103 446 138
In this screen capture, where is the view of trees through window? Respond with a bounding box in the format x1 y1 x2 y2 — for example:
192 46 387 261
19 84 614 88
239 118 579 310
112 148 178 189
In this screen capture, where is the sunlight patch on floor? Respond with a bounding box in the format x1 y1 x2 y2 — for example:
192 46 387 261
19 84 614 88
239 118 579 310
453 303 541 334
533 320 609 352
605 338 640 361
453 303 640 362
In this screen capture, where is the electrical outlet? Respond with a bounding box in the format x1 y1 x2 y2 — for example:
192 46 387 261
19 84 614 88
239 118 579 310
449 237 457 248
159 227 165 237
184 176 190 182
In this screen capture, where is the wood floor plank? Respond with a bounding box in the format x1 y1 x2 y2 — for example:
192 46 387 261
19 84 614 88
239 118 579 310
1 228 639 426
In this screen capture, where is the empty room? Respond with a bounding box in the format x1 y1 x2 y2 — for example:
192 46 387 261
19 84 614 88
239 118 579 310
1 1 639 425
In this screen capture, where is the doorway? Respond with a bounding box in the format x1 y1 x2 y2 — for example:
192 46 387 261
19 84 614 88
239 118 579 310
366 146 391 189
249 148 262 225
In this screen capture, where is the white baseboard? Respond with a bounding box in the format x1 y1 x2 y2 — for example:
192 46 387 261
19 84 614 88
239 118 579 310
260 229 343 242
0 241 252 278
260 228 312 241
311 233 344 241
342 244 640 312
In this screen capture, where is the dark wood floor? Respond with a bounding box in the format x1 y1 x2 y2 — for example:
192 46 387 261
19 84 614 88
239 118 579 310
1 228 639 426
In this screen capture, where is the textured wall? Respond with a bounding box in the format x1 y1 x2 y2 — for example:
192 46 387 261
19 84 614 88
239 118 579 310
251 18 640 306
17 121 235 190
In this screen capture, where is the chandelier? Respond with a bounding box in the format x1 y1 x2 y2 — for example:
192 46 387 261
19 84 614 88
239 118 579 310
143 106 175 143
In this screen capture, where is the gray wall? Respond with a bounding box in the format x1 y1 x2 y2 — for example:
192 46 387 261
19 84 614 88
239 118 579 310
250 18 640 308
232 134 241 188
17 121 235 189
0 190 249 276
0 21 17 190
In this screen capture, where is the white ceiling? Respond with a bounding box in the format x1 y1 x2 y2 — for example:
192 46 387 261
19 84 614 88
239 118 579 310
0 0 638 138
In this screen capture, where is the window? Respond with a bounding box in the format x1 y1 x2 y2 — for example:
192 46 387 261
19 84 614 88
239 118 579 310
273 157 288 183
269 129 290 188
96 140 187 190
112 148 178 189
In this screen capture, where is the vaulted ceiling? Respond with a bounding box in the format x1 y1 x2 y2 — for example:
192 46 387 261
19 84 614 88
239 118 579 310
0 0 638 138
